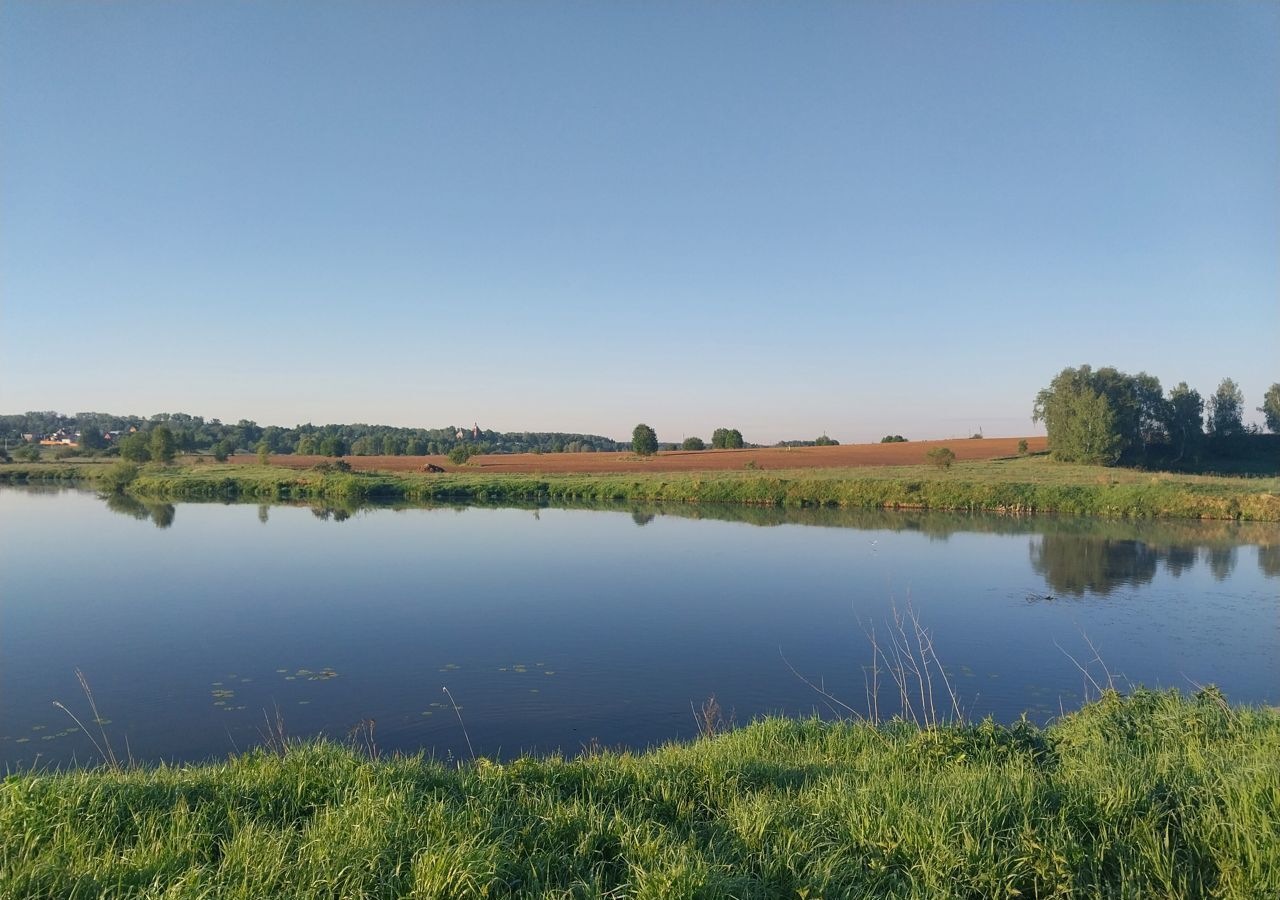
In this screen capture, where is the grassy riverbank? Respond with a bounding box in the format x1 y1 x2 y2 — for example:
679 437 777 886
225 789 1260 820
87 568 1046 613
2 690 1277 898
4 456 1279 519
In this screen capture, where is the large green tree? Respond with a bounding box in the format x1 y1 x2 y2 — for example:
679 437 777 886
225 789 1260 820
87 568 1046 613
118 432 151 463
149 426 176 463
1257 383 1280 434
632 424 658 456
1207 378 1244 437
1033 365 1162 465
1161 382 1203 462
79 426 107 451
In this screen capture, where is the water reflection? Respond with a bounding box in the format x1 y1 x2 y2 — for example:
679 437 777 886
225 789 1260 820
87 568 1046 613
104 493 176 529
1029 532 1250 596
93 490 1279 586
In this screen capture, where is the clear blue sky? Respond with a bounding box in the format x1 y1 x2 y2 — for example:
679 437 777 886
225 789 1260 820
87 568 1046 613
2 1 1276 442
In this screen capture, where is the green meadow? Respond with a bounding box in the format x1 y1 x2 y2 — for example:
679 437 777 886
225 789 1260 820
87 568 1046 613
4 455 1278 520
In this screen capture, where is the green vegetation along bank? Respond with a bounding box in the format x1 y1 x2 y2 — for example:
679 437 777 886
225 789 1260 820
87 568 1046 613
4 456 1279 520
2 691 1277 898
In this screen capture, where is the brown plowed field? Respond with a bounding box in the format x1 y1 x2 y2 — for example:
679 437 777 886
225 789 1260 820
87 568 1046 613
239 436 1047 475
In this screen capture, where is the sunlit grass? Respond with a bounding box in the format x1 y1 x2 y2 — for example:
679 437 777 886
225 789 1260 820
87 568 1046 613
4 455 1279 519
1 690 1277 898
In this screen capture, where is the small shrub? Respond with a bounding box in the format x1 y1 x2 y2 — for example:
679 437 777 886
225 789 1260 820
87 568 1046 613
926 447 956 469
14 443 41 462
448 445 475 466
1017 439 1029 455
744 460 758 470
681 437 705 451
880 435 907 443
100 461 140 492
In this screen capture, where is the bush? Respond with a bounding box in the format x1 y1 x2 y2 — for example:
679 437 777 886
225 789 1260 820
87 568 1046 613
880 435 907 443
119 433 151 463
448 445 475 466
13 443 41 462
926 447 956 469
100 461 140 493
1017 439 1029 455
681 437 705 451
813 434 838 446
211 440 234 463
632 424 658 456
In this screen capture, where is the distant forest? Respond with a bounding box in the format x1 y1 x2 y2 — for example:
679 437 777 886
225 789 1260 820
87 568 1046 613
0 411 629 457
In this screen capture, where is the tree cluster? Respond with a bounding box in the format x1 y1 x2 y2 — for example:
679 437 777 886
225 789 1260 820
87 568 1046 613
710 428 744 449
1033 366 1268 466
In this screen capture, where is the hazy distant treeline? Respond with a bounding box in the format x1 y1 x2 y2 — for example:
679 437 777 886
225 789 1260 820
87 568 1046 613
0 411 625 457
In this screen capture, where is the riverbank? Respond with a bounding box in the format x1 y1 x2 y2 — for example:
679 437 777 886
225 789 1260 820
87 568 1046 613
3 456 1279 519
2 690 1276 898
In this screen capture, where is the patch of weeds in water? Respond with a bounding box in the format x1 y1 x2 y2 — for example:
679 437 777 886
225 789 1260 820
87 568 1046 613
420 711 433 716
15 737 30 744
307 668 338 682
31 725 46 732
276 668 288 674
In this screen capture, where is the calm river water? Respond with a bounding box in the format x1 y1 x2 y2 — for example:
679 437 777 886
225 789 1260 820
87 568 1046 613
1 486 1276 767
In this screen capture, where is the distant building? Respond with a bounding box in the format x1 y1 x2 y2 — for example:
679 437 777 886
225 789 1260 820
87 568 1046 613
39 430 80 446
472 422 480 439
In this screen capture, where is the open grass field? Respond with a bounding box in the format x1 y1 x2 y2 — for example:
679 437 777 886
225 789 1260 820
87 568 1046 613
234 435 1049 475
2 690 1277 899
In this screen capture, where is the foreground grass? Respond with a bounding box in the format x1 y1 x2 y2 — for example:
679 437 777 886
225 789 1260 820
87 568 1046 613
5 455 1279 519
2 691 1276 898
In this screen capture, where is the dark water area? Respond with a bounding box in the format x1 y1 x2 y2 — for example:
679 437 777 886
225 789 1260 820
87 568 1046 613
2 486 1277 768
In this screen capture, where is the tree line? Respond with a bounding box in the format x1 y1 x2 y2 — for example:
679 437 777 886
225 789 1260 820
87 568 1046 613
1034 366 1280 466
0 411 626 459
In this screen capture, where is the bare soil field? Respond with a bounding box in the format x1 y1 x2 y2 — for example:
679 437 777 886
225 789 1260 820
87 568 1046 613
241 436 1048 475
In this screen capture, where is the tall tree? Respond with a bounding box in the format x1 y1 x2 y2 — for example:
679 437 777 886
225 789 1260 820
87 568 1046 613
1258 383 1280 434
118 432 151 463
149 425 176 463
79 425 106 451
1161 382 1203 462
1207 378 1244 437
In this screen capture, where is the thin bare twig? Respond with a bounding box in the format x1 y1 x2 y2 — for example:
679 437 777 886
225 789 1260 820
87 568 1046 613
443 687 475 762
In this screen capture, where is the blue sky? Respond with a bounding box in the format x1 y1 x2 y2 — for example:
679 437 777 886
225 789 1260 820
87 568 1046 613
2 1 1276 442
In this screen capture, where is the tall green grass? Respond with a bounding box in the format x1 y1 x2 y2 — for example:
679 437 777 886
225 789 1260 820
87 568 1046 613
2 690 1276 898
